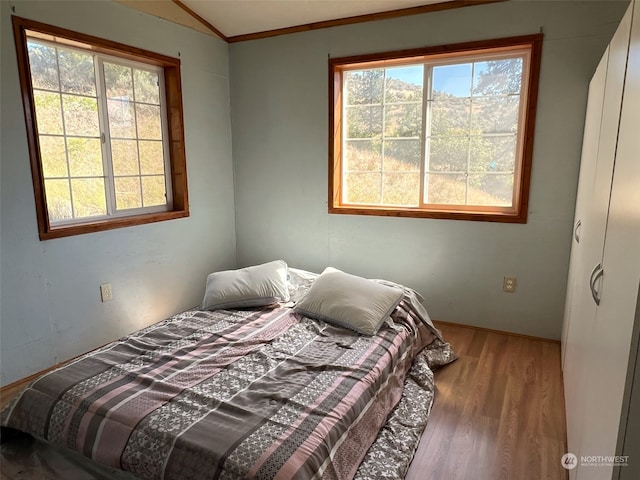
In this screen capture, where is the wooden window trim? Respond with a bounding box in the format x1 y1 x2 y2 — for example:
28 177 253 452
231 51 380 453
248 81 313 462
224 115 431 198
328 34 543 223
12 16 189 240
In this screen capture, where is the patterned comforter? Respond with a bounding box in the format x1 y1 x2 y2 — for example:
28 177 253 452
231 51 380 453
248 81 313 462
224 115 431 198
1 293 454 480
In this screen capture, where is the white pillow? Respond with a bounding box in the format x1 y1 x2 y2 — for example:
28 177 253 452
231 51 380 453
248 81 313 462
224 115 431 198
294 267 404 336
202 260 290 310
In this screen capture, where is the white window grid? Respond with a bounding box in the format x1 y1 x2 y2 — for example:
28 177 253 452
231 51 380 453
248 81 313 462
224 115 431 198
27 37 173 226
341 49 530 208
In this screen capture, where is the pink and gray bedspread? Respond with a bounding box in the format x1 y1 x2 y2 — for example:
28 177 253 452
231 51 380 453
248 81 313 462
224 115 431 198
1 295 455 480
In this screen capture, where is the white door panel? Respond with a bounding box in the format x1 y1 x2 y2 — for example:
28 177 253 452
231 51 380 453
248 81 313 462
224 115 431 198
578 2 640 477
562 49 609 477
562 48 609 367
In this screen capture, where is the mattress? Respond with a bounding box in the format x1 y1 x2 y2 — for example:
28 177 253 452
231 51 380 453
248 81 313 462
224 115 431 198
1 283 455 480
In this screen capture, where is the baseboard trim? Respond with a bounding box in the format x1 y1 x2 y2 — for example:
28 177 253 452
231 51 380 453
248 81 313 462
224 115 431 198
0 363 67 409
433 320 561 344
0 344 106 409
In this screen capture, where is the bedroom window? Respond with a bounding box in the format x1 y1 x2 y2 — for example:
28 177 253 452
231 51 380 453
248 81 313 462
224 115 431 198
13 16 189 240
329 35 542 223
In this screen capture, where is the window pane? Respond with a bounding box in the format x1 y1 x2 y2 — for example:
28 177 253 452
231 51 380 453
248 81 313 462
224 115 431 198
471 96 519 134
473 59 523 96
27 42 59 90
430 99 470 136
345 70 384 105
62 94 99 137
71 178 107 217
384 103 421 137
112 140 140 176
428 136 469 172
344 173 381 204
136 104 162 140
382 173 419 206
142 176 166 206
425 173 467 204
384 139 420 172
115 176 142 210
58 49 96 96
332 41 538 219
44 179 72 222
385 65 423 102
40 136 68 178
34 91 63 135
134 69 160 104
104 62 133 100
345 140 381 172
347 105 382 138
139 141 165 175
67 137 103 177
468 173 513 206
432 63 472 99
20 28 183 237
469 136 516 173
108 99 136 138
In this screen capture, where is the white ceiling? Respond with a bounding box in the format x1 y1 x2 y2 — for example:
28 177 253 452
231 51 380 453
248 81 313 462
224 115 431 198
117 0 453 40
184 0 446 38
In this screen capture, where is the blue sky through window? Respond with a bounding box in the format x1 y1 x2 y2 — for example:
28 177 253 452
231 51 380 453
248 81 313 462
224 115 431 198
386 65 423 87
386 62 490 97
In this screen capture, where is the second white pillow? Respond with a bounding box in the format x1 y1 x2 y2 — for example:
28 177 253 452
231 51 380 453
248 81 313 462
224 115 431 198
294 267 404 335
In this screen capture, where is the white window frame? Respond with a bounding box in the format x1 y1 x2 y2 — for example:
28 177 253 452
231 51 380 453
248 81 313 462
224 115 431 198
27 37 173 227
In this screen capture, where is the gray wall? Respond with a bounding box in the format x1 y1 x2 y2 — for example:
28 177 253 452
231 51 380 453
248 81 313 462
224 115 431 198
0 1 236 385
230 0 629 340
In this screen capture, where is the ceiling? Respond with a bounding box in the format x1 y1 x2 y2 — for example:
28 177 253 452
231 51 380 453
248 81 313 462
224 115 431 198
116 0 469 42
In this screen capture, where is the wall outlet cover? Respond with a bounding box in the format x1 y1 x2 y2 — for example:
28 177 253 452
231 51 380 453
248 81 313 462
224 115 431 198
503 276 517 293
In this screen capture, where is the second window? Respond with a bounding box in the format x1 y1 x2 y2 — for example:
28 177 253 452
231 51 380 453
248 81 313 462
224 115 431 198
330 35 542 222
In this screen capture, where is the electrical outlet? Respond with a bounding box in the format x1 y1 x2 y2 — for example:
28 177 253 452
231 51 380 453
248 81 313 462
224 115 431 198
503 276 516 293
100 283 113 302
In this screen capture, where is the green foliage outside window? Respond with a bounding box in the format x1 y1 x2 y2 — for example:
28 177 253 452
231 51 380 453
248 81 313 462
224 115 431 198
343 58 523 207
27 39 168 224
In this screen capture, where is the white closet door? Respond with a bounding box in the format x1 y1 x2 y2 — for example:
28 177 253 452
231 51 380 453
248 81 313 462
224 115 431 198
585 5 632 264
562 48 609 368
564 4 634 479
562 49 609 470
578 0 640 477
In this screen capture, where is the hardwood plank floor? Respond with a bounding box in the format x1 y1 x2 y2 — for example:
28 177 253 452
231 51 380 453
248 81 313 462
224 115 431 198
406 322 568 480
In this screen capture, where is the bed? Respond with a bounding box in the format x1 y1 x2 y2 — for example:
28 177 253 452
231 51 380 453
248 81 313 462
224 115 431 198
0 265 456 480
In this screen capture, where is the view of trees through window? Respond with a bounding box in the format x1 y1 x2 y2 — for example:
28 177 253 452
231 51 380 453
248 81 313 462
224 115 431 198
27 39 168 224
343 55 524 207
